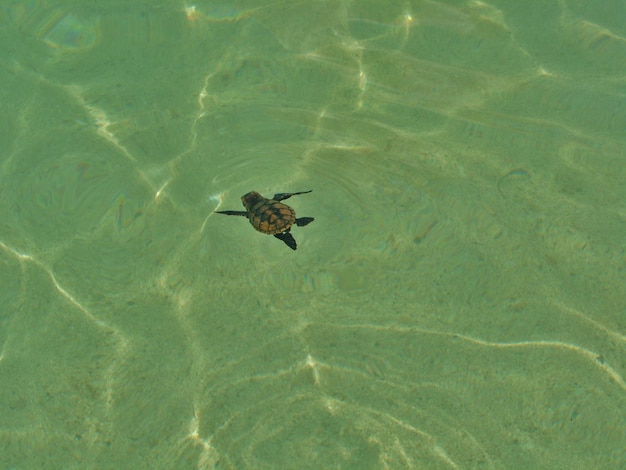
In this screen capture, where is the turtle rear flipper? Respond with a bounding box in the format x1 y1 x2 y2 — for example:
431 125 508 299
295 217 314 227
216 210 248 217
274 231 297 250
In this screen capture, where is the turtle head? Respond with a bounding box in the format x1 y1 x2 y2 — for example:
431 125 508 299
241 191 264 210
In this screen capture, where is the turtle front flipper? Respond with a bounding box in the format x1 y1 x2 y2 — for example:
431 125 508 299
215 210 249 217
272 190 312 202
295 217 314 227
274 231 297 250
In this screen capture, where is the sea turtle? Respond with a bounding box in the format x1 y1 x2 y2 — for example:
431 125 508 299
216 190 314 250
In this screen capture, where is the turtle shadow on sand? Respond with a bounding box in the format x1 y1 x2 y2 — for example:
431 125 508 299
216 190 314 250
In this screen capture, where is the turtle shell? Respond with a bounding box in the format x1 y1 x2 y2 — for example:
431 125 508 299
241 191 296 235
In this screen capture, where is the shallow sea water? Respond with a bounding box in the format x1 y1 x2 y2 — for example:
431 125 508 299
0 1 625 468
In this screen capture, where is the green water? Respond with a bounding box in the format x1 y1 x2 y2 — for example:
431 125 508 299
0 1 625 468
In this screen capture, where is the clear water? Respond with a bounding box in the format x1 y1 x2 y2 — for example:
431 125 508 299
0 1 625 468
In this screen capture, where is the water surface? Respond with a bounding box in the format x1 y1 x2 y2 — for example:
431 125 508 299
0 0 625 468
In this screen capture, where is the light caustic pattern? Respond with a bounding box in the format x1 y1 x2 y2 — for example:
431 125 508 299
1 0 626 468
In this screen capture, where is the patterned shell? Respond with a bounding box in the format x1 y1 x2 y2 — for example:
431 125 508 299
241 191 296 235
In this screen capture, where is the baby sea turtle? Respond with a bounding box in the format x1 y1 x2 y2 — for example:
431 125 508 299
216 190 314 250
